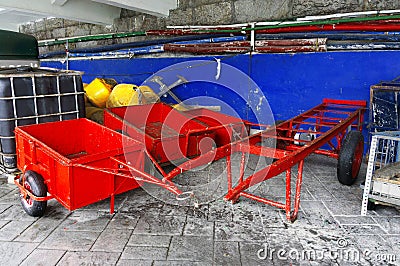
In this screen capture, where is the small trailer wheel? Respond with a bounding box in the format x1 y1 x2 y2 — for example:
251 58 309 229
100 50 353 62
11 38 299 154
19 171 47 217
337 131 364 185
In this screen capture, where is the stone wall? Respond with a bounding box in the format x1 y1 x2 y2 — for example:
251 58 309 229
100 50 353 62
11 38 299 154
20 9 167 52
19 0 400 53
172 0 400 25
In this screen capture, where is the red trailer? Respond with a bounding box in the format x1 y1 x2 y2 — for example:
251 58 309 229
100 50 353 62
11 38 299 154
160 99 366 221
15 99 366 222
103 103 249 164
14 119 184 216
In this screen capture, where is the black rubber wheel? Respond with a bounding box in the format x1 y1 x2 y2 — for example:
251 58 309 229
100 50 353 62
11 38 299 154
337 131 364 185
19 171 47 217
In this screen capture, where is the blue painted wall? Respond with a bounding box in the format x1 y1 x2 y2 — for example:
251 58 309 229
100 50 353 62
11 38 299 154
41 51 400 126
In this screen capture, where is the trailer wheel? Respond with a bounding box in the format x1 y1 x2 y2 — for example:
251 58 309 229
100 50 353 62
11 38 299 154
19 171 47 217
337 131 364 185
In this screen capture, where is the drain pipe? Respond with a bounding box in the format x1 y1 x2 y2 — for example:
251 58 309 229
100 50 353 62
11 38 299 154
65 40 69 70
250 22 256 52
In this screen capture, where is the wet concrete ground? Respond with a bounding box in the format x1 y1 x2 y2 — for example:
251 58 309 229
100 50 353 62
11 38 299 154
0 154 399 265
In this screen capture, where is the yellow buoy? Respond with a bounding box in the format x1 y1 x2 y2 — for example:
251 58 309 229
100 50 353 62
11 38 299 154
84 78 117 108
106 84 159 108
106 84 139 108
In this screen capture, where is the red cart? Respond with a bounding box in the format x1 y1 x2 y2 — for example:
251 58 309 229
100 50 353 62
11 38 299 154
165 99 366 221
15 99 366 222
104 103 249 164
14 118 184 216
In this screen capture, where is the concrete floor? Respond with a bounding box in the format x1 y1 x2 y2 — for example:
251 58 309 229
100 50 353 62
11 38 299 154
0 154 399 266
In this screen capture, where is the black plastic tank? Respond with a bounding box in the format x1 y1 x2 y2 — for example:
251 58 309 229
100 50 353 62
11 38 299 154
0 67 85 171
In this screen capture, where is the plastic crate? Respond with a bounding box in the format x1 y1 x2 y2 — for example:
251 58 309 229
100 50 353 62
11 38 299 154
362 131 400 214
0 67 85 171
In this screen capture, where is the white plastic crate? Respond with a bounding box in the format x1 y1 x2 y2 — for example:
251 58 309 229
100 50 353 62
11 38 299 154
361 131 400 215
372 179 400 199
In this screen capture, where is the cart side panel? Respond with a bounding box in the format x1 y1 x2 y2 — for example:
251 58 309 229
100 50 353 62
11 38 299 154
56 151 143 211
15 128 73 209
184 108 245 125
106 104 163 129
15 119 144 212
144 124 216 162
103 109 124 132
145 136 187 163
15 119 140 159
114 151 142 194
67 152 143 211
106 104 220 163
15 129 29 172
184 109 249 147
103 109 144 141
161 107 208 134
69 160 115 210
15 128 58 181
214 125 243 147
53 162 73 209
114 172 141 195
107 103 209 134
104 110 171 163
187 131 217 157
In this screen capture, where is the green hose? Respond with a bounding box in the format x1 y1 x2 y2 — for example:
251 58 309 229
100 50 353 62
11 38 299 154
39 31 146 47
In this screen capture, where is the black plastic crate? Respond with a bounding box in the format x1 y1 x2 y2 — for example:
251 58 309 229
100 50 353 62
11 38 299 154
0 67 85 171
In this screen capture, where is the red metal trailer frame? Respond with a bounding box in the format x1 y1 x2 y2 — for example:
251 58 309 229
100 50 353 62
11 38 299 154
160 99 366 221
14 99 366 222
